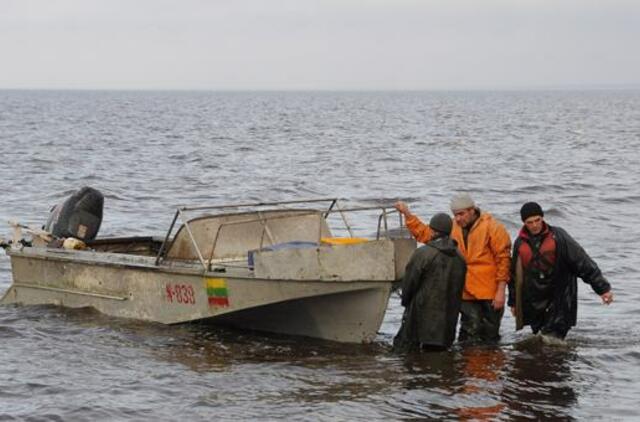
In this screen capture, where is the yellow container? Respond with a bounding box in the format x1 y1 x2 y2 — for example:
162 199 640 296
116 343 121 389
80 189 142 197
321 237 369 246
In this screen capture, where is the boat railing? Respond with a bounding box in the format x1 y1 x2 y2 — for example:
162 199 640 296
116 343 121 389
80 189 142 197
154 198 405 271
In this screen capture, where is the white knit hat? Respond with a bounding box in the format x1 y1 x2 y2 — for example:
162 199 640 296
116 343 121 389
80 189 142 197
450 193 476 211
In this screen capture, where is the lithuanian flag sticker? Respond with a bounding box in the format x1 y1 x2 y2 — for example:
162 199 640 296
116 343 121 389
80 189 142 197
205 278 229 307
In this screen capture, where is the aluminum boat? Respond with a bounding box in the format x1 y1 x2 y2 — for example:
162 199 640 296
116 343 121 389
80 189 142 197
1 198 415 343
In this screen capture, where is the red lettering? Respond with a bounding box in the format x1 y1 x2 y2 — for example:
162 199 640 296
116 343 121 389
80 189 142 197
187 285 195 304
165 285 174 302
165 283 196 305
177 286 184 303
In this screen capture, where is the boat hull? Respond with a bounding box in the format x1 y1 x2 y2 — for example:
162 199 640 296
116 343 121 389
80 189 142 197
1 248 393 343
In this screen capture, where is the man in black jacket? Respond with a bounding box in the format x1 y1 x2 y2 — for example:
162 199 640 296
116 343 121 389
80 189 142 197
394 213 467 351
508 202 614 339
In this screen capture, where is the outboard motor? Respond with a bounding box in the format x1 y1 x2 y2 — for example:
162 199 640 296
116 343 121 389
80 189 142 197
45 187 104 241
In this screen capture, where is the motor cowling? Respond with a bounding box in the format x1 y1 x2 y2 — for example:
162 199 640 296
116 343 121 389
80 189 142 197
45 187 104 241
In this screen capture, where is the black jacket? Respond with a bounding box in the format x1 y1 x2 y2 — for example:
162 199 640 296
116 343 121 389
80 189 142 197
394 236 467 349
508 225 611 334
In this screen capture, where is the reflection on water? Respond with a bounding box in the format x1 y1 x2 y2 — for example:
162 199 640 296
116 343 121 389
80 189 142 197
457 346 507 421
503 337 578 420
395 339 579 420
29 305 579 420
0 288 626 420
396 346 507 420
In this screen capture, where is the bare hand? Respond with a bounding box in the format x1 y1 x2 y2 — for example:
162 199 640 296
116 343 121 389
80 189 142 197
492 288 506 310
394 201 410 216
601 291 613 305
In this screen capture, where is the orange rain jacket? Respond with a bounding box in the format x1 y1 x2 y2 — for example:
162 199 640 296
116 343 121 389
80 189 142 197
405 212 511 301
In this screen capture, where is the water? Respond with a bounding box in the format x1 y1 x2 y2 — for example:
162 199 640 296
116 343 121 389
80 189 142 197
1 90 639 420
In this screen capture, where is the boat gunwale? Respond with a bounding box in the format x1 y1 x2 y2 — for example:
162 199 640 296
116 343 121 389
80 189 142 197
5 246 396 285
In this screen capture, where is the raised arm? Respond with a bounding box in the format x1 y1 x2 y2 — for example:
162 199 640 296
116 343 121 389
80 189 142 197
394 201 434 244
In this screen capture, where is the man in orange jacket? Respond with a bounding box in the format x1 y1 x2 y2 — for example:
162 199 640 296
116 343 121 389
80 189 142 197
395 193 512 342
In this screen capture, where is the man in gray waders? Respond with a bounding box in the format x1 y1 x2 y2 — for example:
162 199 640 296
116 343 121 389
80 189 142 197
394 213 467 352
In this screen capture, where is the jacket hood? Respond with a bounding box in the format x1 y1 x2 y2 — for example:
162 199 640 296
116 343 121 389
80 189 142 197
429 236 459 256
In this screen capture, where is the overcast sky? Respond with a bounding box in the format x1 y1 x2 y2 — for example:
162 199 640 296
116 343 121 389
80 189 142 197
1 0 639 90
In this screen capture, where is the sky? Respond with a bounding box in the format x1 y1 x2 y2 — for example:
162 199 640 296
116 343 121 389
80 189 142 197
1 0 639 90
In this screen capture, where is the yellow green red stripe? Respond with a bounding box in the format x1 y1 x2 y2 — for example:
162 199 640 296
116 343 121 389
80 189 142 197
205 277 229 307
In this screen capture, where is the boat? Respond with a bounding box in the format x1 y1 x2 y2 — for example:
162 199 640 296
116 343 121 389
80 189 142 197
1 191 416 343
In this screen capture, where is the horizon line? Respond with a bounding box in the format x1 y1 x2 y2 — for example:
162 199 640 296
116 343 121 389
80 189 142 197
2 85 640 93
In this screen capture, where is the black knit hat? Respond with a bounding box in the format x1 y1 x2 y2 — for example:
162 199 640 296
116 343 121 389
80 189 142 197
520 202 544 222
430 213 453 235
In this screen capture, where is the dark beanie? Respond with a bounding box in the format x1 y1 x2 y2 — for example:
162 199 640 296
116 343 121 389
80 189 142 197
520 202 544 222
429 213 453 235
